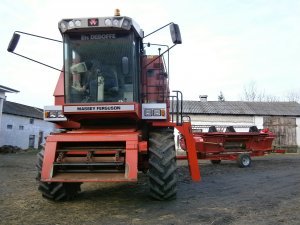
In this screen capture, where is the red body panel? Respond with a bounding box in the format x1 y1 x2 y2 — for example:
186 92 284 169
53 71 64 105
176 122 201 181
41 130 140 182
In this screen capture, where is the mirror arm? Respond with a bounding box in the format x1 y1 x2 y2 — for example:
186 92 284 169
11 52 62 72
15 31 62 43
144 23 172 38
7 31 63 72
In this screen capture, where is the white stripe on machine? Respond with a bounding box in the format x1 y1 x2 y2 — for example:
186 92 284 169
64 105 135 112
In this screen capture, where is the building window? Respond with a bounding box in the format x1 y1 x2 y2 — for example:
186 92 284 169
19 125 24 130
30 118 34 124
7 124 13 129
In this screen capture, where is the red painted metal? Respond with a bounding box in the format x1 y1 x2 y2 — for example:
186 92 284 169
176 122 201 182
273 149 286 154
41 130 140 182
53 71 64 105
141 56 169 103
179 129 277 162
138 141 148 153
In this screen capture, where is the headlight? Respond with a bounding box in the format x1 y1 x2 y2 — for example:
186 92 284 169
104 18 112 26
44 105 67 121
75 20 81 27
60 22 66 30
153 109 161 116
68 21 75 28
49 111 57 118
122 19 130 29
144 109 152 117
142 103 167 120
113 19 119 27
57 111 65 118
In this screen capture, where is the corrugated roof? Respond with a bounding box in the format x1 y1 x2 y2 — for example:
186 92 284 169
2 101 43 119
180 101 300 116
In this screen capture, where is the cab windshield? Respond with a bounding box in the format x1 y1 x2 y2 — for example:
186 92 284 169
63 31 137 104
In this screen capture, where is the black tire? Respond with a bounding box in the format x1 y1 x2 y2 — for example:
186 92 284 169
237 154 251 168
148 127 177 200
36 149 81 201
210 160 221 165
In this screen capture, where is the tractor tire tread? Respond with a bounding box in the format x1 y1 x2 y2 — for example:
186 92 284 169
148 128 177 201
36 149 81 201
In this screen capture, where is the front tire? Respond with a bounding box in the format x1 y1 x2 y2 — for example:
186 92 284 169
148 128 177 200
36 149 81 201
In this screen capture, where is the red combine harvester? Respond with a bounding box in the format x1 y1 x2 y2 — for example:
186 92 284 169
7 10 200 201
179 125 280 167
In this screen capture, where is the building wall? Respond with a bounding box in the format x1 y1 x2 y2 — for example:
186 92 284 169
0 113 55 149
189 114 256 132
254 116 264 129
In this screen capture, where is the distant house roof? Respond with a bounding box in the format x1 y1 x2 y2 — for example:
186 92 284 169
0 85 19 93
181 101 300 116
2 101 43 119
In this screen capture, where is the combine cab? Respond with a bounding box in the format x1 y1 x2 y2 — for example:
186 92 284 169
8 10 200 201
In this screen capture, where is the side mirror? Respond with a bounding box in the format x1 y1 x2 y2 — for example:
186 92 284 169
122 57 129 75
7 33 20 53
170 23 182 44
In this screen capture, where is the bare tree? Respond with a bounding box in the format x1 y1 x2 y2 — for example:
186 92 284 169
240 81 259 101
240 81 279 102
286 89 300 102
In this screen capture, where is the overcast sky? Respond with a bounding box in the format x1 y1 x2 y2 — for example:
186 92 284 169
1 0 300 108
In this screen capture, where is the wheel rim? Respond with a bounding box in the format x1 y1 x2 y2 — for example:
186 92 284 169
242 157 250 166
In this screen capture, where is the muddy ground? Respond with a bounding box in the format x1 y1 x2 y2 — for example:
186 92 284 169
1 151 300 225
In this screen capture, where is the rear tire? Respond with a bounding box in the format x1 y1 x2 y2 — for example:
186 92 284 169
36 149 81 201
148 128 177 200
237 153 251 168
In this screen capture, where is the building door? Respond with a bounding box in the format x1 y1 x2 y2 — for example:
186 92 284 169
263 116 297 152
29 135 35 148
38 131 44 149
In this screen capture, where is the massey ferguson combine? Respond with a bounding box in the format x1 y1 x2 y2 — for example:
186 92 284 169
7 10 200 201
7 10 277 202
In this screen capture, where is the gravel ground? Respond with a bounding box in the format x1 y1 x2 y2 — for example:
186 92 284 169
0 151 300 225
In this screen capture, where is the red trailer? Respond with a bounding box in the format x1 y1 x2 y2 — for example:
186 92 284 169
179 125 282 167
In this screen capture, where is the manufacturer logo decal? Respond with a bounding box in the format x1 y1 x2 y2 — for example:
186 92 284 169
88 18 99 26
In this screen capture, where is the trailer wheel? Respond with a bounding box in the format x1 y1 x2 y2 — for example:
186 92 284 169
148 128 177 200
36 149 81 201
211 160 221 165
237 154 251 168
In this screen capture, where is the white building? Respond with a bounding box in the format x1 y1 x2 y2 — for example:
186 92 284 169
0 100 56 149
